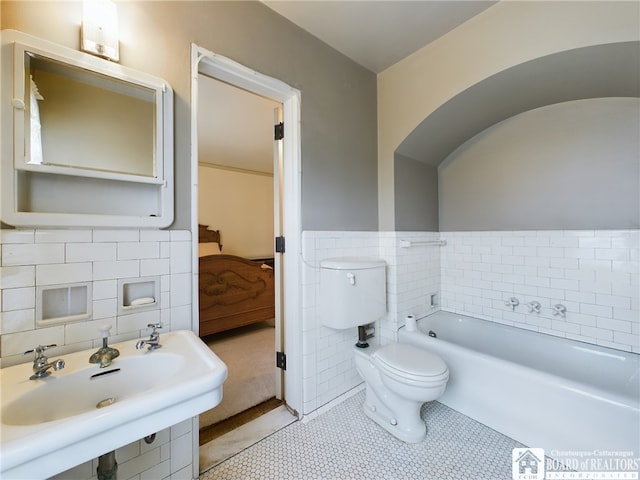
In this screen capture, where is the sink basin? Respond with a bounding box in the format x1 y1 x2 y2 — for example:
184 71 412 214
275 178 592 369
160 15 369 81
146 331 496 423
0 330 227 479
3 352 184 426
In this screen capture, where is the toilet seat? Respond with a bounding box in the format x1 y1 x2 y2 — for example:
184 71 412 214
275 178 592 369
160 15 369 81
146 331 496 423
372 344 449 385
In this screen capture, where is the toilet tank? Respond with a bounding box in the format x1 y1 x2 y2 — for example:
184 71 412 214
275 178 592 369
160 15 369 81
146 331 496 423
319 257 386 329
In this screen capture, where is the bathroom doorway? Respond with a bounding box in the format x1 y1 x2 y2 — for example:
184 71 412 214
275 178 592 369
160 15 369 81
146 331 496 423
190 45 303 456
196 72 282 438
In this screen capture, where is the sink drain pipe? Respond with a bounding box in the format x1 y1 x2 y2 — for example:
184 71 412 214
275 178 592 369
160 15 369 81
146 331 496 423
97 451 117 480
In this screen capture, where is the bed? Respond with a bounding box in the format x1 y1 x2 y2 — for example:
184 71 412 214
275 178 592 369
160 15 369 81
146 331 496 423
198 225 275 337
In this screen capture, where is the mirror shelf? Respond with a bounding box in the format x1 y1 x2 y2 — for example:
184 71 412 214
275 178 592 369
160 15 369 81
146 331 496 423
1 29 174 229
15 162 167 186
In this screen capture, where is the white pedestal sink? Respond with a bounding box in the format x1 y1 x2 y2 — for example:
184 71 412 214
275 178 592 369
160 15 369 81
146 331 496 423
0 330 227 479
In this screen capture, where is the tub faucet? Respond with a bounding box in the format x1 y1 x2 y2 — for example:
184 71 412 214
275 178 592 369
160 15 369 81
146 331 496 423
89 325 120 368
527 301 542 314
24 344 65 380
136 323 163 351
504 297 520 311
552 304 567 318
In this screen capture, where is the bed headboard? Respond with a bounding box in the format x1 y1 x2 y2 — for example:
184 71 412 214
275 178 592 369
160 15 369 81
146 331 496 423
198 225 222 249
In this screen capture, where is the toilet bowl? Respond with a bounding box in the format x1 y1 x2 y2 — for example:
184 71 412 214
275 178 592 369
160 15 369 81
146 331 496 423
353 343 449 443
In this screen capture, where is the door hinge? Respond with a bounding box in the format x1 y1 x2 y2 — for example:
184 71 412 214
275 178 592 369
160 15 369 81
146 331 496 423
274 122 284 140
276 351 286 370
275 236 285 253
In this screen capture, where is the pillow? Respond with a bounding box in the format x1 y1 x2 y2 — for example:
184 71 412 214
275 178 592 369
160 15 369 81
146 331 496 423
199 242 221 257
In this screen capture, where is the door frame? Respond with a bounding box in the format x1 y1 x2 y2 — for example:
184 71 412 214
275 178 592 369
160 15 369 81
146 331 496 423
189 41 303 431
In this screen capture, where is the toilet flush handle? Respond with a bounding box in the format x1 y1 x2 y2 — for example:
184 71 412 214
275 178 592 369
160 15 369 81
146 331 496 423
347 272 356 285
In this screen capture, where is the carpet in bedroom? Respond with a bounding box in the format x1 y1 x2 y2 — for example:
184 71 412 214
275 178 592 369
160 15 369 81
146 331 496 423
199 322 276 431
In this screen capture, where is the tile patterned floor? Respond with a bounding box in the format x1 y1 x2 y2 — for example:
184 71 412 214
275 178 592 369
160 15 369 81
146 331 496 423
200 390 524 480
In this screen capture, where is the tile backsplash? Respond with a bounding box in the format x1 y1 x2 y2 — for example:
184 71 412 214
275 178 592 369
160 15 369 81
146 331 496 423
1 228 193 366
440 230 639 353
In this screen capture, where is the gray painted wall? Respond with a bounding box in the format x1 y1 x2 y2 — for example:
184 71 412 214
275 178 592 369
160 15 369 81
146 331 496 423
438 98 640 231
394 154 438 231
130 2 379 231
2 1 379 231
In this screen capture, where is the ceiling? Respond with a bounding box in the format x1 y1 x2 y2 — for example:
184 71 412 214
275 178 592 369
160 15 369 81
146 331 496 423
262 1 496 74
198 75 279 174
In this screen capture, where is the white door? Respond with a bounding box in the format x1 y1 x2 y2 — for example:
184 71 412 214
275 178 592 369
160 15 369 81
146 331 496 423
273 106 284 399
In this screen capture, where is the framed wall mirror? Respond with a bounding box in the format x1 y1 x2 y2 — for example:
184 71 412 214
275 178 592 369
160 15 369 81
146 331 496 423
23 52 157 177
1 30 174 228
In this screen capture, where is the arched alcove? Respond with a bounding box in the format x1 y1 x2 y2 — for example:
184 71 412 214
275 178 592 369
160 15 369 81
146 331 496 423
394 42 640 231
439 97 639 230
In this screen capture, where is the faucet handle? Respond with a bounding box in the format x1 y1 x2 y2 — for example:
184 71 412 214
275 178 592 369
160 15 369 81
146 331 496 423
24 344 56 358
136 323 163 351
527 301 542 314
504 297 520 311
98 325 112 338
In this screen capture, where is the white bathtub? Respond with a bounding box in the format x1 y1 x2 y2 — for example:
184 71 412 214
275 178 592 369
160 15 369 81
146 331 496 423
399 311 640 455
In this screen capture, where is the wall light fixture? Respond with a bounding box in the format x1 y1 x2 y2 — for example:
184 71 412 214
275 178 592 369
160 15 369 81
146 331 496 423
81 0 119 62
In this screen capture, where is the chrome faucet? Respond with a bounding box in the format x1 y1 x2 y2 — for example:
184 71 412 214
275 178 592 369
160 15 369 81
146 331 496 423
552 304 567 318
24 344 65 380
504 297 520 311
136 323 163 351
89 325 120 368
527 301 542 314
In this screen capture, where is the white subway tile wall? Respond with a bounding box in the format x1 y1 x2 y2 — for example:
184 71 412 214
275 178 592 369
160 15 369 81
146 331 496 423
440 230 639 353
0 228 192 365
302 229 639 416
47 419 194 480
0 228 194 480
380 231 442 329
301 231 442 415
301 231 381 414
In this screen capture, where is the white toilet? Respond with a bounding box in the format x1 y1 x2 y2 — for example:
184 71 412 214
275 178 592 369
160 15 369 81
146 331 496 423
320 257 449 443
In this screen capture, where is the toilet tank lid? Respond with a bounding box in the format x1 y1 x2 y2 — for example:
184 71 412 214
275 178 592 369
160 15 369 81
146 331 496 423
320 257 386 270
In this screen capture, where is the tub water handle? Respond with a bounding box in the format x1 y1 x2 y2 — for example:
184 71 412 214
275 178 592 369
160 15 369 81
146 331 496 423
347 272 356 286
552 304 567 318
504 297 519 310
527 301 541 314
